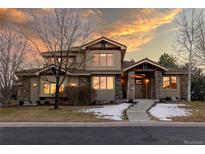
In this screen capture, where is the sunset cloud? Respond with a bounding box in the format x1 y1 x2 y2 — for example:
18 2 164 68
0 8 26 26
0 8 181 53
91 8 182 51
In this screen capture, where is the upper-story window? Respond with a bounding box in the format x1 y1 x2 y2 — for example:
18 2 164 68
92 53 113 66
163 76 177 89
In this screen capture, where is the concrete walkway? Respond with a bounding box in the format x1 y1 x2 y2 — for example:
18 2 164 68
126 99 155 122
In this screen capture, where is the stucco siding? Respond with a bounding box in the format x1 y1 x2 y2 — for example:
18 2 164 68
76 52 85 69
30 77 40 103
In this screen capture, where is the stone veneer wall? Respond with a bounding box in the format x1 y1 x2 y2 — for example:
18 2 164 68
180 75 188 100
154 71 164 99
17 76 30 102
127 71 135 99
78 76 91 87
115 75 123 99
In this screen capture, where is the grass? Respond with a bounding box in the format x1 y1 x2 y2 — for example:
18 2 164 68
172 101 205 122
0 106 113 122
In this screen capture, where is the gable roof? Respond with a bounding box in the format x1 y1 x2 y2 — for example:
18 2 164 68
123 58 168 71
16 65 69 77
16 68 42 76
81 37 127 50
34 65 69 75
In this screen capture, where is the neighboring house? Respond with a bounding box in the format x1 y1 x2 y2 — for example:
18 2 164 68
16 37 188 105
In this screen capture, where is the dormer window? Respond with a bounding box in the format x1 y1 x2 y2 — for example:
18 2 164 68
92 53 113 66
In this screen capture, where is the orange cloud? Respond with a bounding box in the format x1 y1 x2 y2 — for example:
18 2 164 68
92 9 182 51
0 8 26 25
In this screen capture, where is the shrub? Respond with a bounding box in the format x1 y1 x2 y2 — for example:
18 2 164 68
65 85 96 105
19 101 24 106
36 100 41 105
44 101 50 105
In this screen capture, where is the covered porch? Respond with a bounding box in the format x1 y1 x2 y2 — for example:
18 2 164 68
122 58 168 100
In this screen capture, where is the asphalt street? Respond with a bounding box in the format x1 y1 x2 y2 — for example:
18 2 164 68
0 126 205 145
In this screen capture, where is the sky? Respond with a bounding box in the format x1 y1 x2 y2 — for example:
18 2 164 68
0 8 182 62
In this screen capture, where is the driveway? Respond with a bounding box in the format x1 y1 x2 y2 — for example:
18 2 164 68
126 99 155 122
1 126 205 144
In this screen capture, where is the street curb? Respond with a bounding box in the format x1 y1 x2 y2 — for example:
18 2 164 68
1 121 205 127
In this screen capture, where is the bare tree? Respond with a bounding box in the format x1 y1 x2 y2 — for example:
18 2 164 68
23 9 92 109
0 28 30 106
195 11 205 69
173 9 203 102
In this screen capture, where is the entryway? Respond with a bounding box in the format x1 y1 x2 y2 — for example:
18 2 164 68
135 73 153 99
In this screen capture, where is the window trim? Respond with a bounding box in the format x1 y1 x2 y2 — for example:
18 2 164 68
92 76 114 90
43 83 65 94
92 53 114 66
163 76 177 89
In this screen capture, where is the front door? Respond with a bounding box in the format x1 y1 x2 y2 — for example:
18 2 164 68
135 79 144 98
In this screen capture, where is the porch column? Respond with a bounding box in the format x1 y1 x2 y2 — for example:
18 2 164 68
127 71 135 99
180 75 188 100
154 71 164 99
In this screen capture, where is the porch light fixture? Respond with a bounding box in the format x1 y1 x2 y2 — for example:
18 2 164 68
145 79 149 84
70 83 77 87
33 83 37 87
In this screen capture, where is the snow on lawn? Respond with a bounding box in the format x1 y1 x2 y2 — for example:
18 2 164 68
82 103 131 120
149 103 192 121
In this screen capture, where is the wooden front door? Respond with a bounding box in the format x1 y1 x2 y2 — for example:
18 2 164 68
135 79 145 98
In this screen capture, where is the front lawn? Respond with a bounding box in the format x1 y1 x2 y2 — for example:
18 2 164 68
0 103 131 122
0 106 110 122
173 101 205 122
149 101 205 122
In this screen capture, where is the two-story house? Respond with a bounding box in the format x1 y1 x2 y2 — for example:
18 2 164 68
16 37 188 105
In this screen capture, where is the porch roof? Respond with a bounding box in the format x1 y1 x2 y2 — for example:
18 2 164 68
123 58 168 72
15 65 92 77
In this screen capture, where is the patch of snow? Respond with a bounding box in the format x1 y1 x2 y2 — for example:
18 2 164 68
82 103 131 120
149 103 192 121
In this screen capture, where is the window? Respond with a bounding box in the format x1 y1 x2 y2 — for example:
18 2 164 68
92 76 114 90
50 84 56 94
100 54 107 66
163 76 177 89
59 84 64 93
43 83 64 94
107 54 113 66
43 84 50 94
92 53 113 66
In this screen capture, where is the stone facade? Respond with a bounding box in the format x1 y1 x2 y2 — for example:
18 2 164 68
78 76 91 87
154 71 164 99
115 75 123 99
127 71 135 99
180 75 188 100
17 76 30 102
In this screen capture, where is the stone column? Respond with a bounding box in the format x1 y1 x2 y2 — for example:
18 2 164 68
154 71 164 99
115 75 123 99
17 76 30 102
180 75 188 101
127 71 135 99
